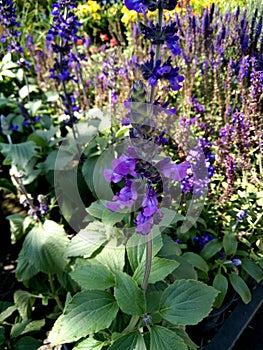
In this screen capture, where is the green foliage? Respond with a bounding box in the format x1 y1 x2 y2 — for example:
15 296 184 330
49 290 119 345
159 280 218 325
150 326 188 350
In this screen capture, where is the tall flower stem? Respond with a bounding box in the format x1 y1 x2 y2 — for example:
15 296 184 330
141 231 152 292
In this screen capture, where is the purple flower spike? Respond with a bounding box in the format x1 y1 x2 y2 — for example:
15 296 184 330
142 189 159 216
125 0 145 12
104 155 137 183
157 158 188 181
135 212 154 235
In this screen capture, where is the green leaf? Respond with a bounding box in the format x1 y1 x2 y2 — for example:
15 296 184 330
126 233 163 272
182 252 209 273
16 220 69 280
86 201 105 219
14 336 41 350
0 305 17 322
49 290 118 345
158 234 181 259
0 69 16 78
229 273 252 304
73 337 107 350
241 258 263 282
0 326 5 345
14 290 36 320
170 327 198 350
19 84 39 99
66 222 108 257
114 271 146 315
200 239 223 260
108 331 143 350
133 257 179 285
223 232 238 256
94 240 125 272
7 214 25 244
212 274 228 308
70 260 115 290
169 256 197 280
11 319 45 339
150 326 187 350
0 178 17 193
0 141 38 170
159 280 218 325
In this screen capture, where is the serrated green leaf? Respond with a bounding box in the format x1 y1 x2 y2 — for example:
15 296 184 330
14 336 42 350
108 331 143 350
159 280 218 325
49 290 118 345
94 240 125 271
212 274 228 308
200 239 223 260
150 326 187 350
73 337 106 350
241 258 263 282
66 221 109 257
0 141 38 170
114 271 146 315
70 260 115 290
133 257 179 285
14 290 36 320
223 233 238 256
229 273 251 304
182 252 209 273
16 220 69 280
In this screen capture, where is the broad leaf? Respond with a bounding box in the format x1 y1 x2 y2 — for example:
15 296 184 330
16 220 69 280
70 260 115 290
150 326 187 350
0 141 38 170
114 271 146 315
73 337 107 350
0 305 17 322
223 232 238 256
49 291 119 345
94 240 125 272
108 331 143 350
14 290 36 320
182 252 209 273
212 274 228 308
229 273 251 304
241 258 263 282
14 336 41 350
159 280 218 325
66 221 110 257
133 257 179 285
200 239 223 260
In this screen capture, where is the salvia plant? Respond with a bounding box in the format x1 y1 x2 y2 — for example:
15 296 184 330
0 0 262 350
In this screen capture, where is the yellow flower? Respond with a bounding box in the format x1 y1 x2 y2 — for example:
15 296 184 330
76 1 101 17
121 6 138 26
92 12 101 20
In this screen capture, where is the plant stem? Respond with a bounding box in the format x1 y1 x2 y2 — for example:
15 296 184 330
141 230 153 292
48 274 64 312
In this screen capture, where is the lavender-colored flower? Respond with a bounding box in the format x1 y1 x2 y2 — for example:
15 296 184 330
237 209 247 221
104 155 137 183
135 212 154 235
0 0 22 53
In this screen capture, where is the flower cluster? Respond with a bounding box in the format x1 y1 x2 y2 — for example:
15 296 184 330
47 0 83 127
125 0 178 13
104 152 188 235
0 0 22 53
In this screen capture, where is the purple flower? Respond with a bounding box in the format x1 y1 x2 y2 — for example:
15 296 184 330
157 157 188 181
104 155 137 183
142 189 159 216
135 212 154 235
